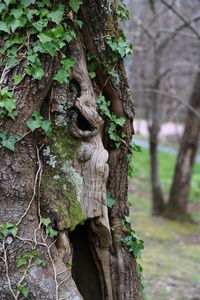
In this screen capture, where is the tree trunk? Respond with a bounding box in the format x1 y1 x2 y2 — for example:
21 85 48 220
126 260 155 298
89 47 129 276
149 127 165 215
164 71 200 220
148 46 165 216
0 1 142 299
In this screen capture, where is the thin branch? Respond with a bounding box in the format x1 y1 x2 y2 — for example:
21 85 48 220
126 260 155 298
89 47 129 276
158 28 198 39
160 0 200 39
134 88 200 119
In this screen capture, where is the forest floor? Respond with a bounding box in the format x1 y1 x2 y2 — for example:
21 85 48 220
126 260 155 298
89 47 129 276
129 149 200 300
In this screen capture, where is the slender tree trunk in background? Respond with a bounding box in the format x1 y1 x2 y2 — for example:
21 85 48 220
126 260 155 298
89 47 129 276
0 1 142 300
148 48 165 216
149 126 165 215
164 71 200 220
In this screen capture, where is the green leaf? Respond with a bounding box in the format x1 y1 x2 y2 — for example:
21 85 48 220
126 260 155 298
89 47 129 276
2 135 18 151
13 75 23 85
41 218 51 227
10 226 18 237
32 67 45 80
8 110 17 120
40 120 52 136
111 115 125 127
5 222 15 229
10 8 24 19
53 69 71 84
74 19 83 28
26 8 39 22
17 285 29 297
4 97 16 112
26 119 41 131
32 18 48 31
42 42 59 56
0 3 6 13
69 0 83 13
46 225 58 238
3 0 13 6
21 0 36 7
48 4 64 24
0 131 6 140
129 141 142 152
124 215 132 224
89 72 96 79
25 64 44 80
0 21 10 33
1 228 9 237
50 24 64 38
34 258 46 266
106 192 116 208
63 28 76 43
16 257 27 268
38 32 53 44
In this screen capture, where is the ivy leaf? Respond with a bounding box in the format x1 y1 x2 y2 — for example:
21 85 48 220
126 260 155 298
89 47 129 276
26 118 41 132
69 0 83 13
25 65 44 80
89 72 96 79
1 227 9 237
10 8 24 19
74 19 83 28
21 0 36 7
40 120 52 136
38 32 53 44
53 69 69 84
111 115 125 127
124 215 132 224
41 218 51 227
63 28 76 43
10 226 18 237
3 0 13 6
48 4 64 24
17 285 29 297
32 18 48 32
34 258 46 266
0 21 10 33
32 67 45 80
46 225 58 238
0 131 6 140
0 3 6 13
42 41 60 56
13 75 23 85
107 192 116 208
25 8 39 22
4 97 16 112
51 24 64 38
61 57 76 69
16 257 27 268
2 135 18 151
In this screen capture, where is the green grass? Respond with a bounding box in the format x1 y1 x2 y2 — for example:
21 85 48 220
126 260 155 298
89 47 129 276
129 147 200 299
132 148 200 203
129 193 200 300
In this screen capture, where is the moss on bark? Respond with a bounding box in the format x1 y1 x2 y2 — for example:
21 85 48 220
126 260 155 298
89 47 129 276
41 126 86 231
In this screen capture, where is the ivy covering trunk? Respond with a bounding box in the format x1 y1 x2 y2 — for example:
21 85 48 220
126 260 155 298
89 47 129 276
0 1 143 299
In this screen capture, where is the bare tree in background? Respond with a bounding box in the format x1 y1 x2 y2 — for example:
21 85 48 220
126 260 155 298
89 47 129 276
124 0 200 219
165 70 200 220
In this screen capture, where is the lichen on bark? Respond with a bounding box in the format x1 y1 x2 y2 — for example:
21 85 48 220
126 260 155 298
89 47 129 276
41 126 86 231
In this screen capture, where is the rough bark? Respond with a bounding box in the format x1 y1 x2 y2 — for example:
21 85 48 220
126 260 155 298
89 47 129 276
0 1 142 300
164 71 200 220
